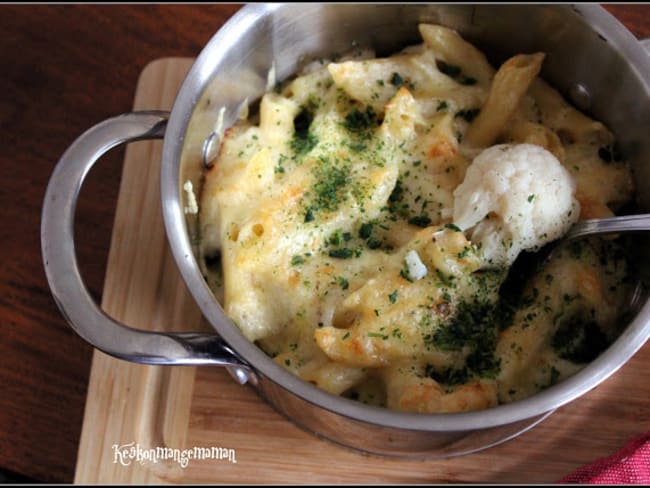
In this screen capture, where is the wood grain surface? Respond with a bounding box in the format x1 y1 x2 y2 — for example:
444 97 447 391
0 4 649 483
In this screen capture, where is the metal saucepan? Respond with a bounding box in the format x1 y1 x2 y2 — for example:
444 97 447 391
41 4 650 457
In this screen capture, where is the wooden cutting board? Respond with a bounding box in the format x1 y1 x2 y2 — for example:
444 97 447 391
74 58 650 484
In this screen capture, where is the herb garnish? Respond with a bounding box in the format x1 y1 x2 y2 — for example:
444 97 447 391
303 157 351 220
344 106 378 133
408 215 432 227
436 60 477 85
390 72 404 87
359 222 374 239
329 248 354 259
388 289 399 304
428 299 502 378
552 316 610 363
368 332 389 340
337 276 349 290
455 108 480 123
444 223 462 232
290 107 318 155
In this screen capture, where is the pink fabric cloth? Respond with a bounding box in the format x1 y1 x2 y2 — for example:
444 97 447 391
559 432 650 484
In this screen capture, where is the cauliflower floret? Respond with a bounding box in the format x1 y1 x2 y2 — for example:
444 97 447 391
404 249 428 281
453 143 580 268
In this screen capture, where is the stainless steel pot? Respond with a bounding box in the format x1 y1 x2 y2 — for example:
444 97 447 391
41 4 650 457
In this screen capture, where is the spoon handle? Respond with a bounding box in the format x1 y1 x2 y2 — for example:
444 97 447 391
563 213 650 242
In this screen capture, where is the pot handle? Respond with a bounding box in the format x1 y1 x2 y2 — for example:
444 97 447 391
41 111 253 383
641 38 650 52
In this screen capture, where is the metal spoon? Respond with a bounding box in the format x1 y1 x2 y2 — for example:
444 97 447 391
561 213 650 243
499 213 650 310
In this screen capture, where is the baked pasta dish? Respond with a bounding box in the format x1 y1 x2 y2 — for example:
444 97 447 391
196 24 635 413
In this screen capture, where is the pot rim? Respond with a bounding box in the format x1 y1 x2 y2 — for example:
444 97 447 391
161 3 650 432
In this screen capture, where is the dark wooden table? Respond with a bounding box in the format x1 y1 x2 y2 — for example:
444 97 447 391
0 4 648 484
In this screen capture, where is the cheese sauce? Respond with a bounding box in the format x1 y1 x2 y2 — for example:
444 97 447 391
197 24 635 413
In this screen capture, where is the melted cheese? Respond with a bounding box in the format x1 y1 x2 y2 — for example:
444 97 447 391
197 24 635 413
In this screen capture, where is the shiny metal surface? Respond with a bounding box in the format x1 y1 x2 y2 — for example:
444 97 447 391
44 3 650 458
40 111 251 380
160 3 650 456
255 373 555 457
563 213 650 242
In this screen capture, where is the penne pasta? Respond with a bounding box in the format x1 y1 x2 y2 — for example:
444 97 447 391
465 53 545 148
